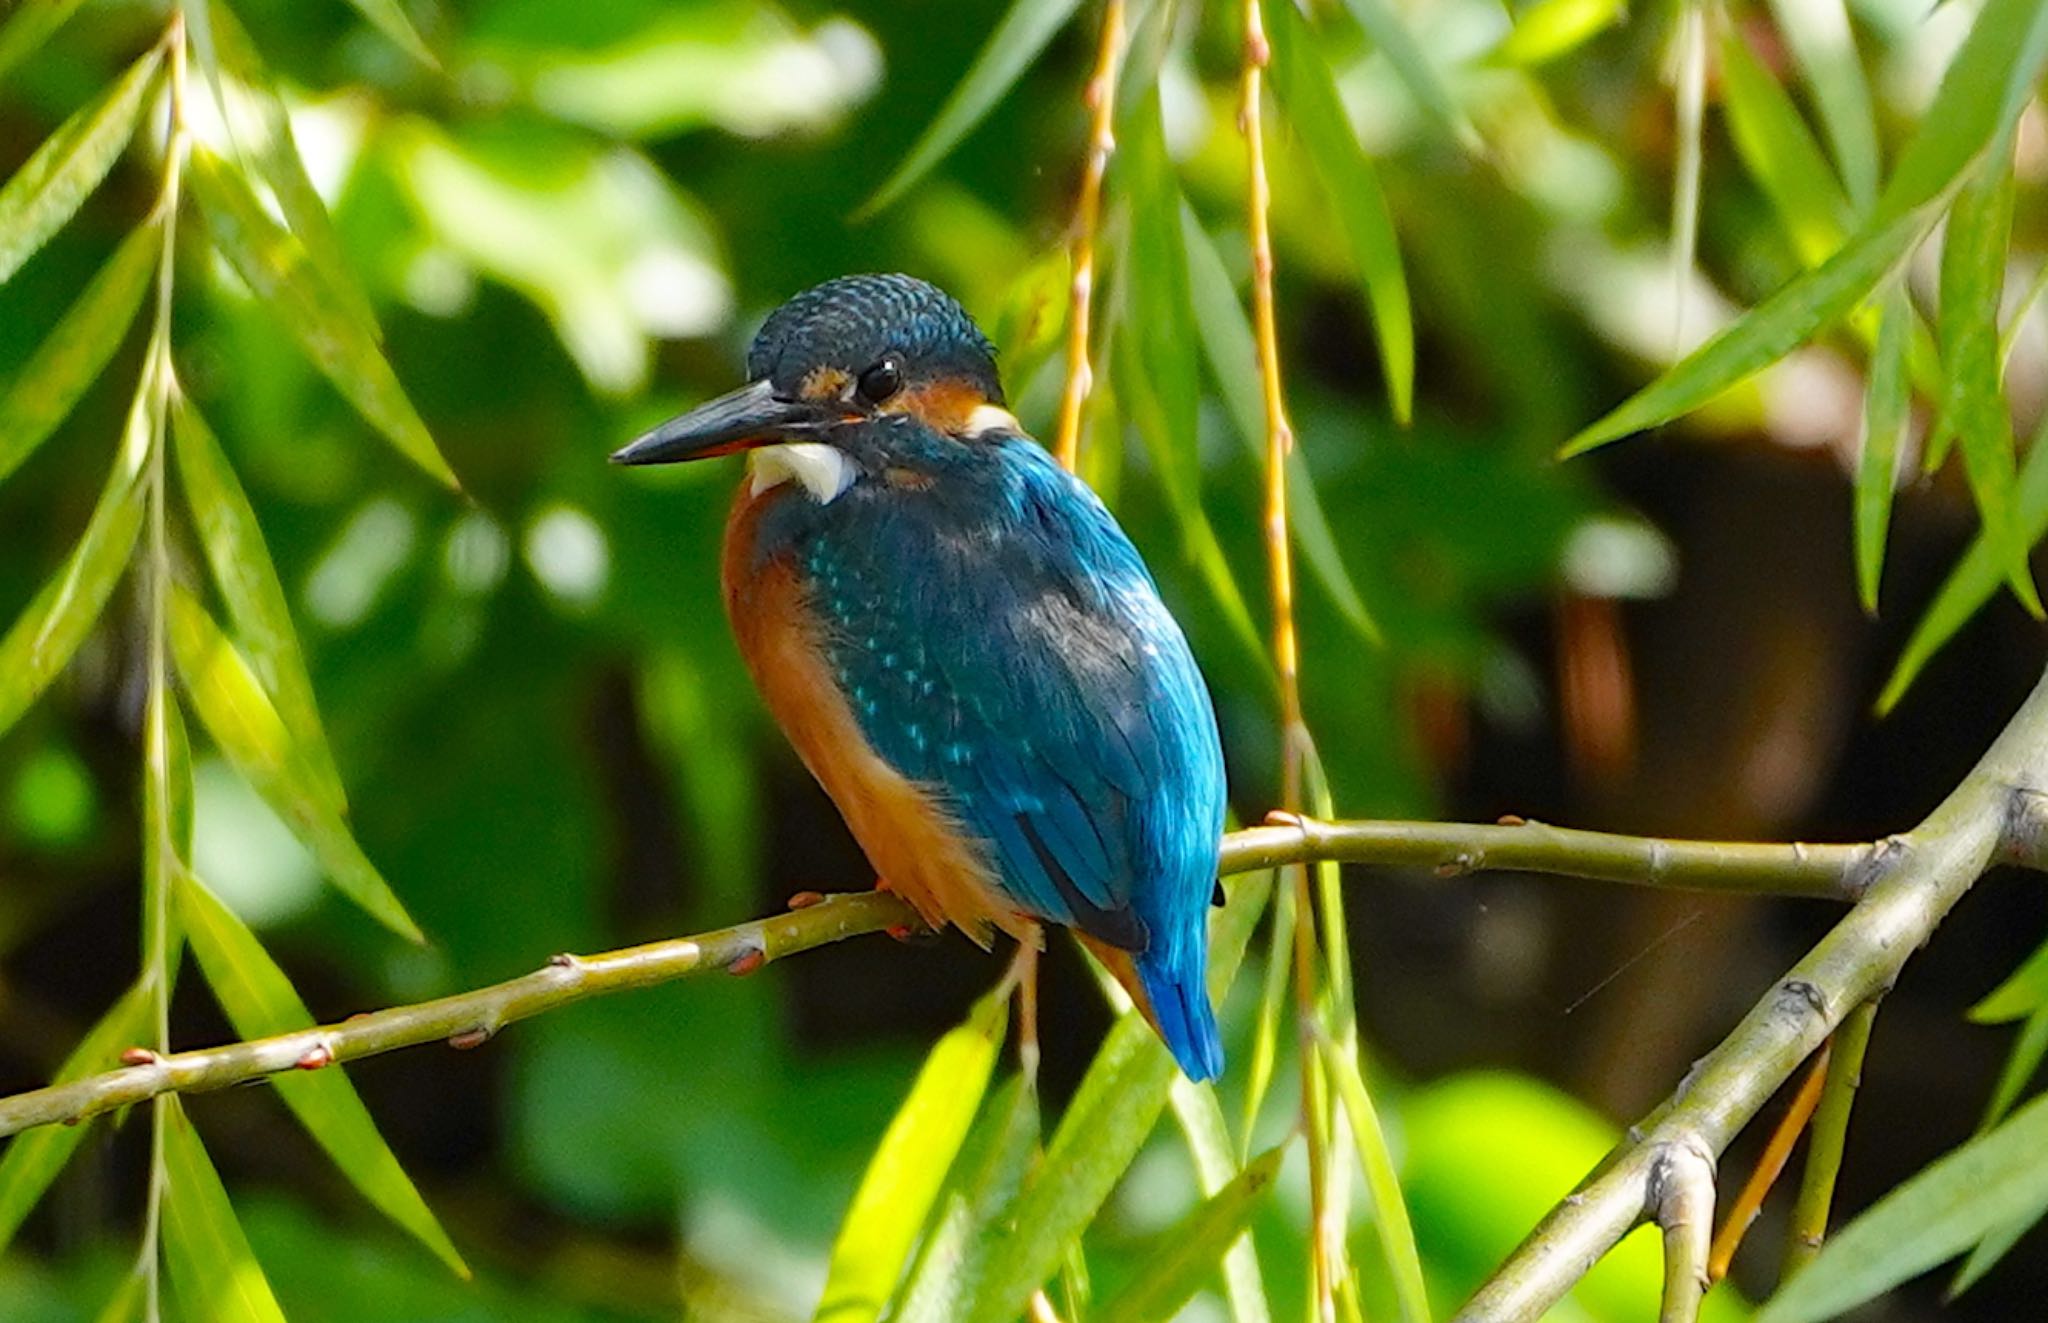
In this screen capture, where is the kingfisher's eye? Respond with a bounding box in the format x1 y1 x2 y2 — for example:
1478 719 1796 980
857 356 904 404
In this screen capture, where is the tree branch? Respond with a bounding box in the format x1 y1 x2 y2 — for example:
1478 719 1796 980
1454 662 2048 1322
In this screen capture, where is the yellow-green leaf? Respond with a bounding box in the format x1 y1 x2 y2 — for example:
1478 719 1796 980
0 0 94 86
1093 1145 1285 1323
167 583 424 942
1338 0 1481 153
160 1098 290 1323
187 146 458 490
893 1075 1042 1323
860 0 1086 217
1488 0 1624 67
0 220 159 489
1853 285 1912 613
813 988 1008 1323
1762 0 1878 210
1972 937 2048 1025
1323 1034 1431 1323
343 0 438 68
0 46 162 284
1169 1074 1272 1323
172 396 347 813
0 982 151 1254
0 384 150 739
176 871 466 1274
1266 0 1414 425
1719 29 1850 269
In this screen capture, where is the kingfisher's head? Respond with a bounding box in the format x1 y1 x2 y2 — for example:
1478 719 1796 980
611 274 1018 502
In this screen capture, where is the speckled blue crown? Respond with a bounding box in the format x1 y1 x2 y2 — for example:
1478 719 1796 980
747 274 1003 404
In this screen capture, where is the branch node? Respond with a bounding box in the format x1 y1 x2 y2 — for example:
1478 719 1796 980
447 1026 494 1051
294 1043 333 1071
1498 813 1528 827
546 952 580 970
787 890 826 910
725 945 767 977
1777 979 1828 1020
119 1047 158 1067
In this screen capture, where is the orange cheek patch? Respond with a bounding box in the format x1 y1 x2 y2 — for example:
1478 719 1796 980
883 378 989 436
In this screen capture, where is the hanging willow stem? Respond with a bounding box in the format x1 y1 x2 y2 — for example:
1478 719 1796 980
1051 0 1125 473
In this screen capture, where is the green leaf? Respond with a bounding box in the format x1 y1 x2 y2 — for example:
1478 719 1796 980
1756 1091 2048 1323
171 396 347 813
0 384 150 740
160 1098 290 1323
1934 156 2039 615
1972 936 2048 1024
1338 0 1481 153
1719 28 1851 269
1322 1035 1431 1323
1978 1004 2048 1133
166 582 425 942
1951 1192 2048 1297
1853 285 1912 613
1560 201 1935 457
1487 0 1624 67
1093 1145 1286 1323
0 220 159 489
860 0 1086 217
141 682 194 966
0 0 95 86
1761 0 1878 210
342 0 438 67
894 1076 1042 1323
187 146 459 490
1236 875 1292 1158
1169 1075 1272 1323
0 46 162 285
1181 207 1381 643
175 871 467 1275
1266 0 1414 424
814 988 1008 1323
0 982 152 1255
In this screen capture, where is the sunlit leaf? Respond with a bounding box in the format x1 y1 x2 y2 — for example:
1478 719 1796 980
160 1098 290 1323
1322 1035 1431 1323
1719 29 1851 268
1093 1145 1286 1323
0 982 151 1254
893 1076 1042 1323
342 0 437 67
187 146 459 490
1934 155 2038 615
172 396 347 813
166 583 424 942
1756 1092 2048 1323
1169 1074 1272 1323
1979 1005 2048 1132
1266 0 1414 424
88 1268 147 1323
0 0 94 85
1338 0 1481 152
141 681 193 968
1762 0 1878 210
0 46 162 285
814 987 1008 1323
1236 876 1292 1158
1853 285 1912 613
176 871 467 1274
0 220 159 489
0 384 150 740
1487 0 1624 66
860 0 1086 217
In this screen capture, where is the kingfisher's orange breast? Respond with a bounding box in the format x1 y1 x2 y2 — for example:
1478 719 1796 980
720 481 1030 947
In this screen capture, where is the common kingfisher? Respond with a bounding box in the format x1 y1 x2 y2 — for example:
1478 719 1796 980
613 275 1228 1080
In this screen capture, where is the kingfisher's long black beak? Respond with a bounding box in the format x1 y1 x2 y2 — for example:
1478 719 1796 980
610 379 841 466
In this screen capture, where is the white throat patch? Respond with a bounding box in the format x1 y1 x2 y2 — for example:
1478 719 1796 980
963 403 1020 437
749 443 856 504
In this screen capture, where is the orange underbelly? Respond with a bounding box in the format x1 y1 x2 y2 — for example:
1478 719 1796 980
721 485 1031 947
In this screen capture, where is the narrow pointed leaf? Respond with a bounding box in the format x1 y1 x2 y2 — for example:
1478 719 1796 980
1762 0 1878 210
894 1076 1042 1323
1489 0 1624 67
0 220 159 489
1972 937 2048 1024
176 872 466 1274
1094 1145 1286 1323
160 1098 290 1323
0 46 162 285
1338 0 1481 152
1266 0 1413 423
860 0 1086 217
1719 29 1851 268
0 0 94 85
343 0 438 68
0 387 150 739
1755 1092 2048 1323
1322 1035 1431 1323
187 146 458 490
1170 1075 1272 1323
167 583 424 941
89 1268 147 1323
1978 1005 2048 1132
1935 157 2038 615
814 988 1008 1323
1237 876 1293 1158
1854 285 1911 613
141 682 194 972
0 982 152 1254
172 397 347 812
1951 1193 2048 1297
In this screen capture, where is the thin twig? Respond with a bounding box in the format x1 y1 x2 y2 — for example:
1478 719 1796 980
1652 1135 1717 1323
1783 998 1880 1278
1708 1042 1831 1280
1051 0 1125 473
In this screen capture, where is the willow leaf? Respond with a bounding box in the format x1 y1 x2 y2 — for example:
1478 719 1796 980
1488 0 1624 67
893 1076 1042 1323
1338 0 1481 152
0 0 94 85
1719 29 1850 268
171 397 347 812
176 872 465 1274
860 0 1086 217
187 146 458 490
1093 1146 1286 1323
1853 285 1912 613
167 583 424 942
0 220 159 489
1323 1035 1431 1323
1762 0 1878 210
814 988 1008 1323
0 46 162 285
1266 0 1414 424
1169 1074 1272 1323
161 1099 290 1323
0 386 150 739
344 0 437 67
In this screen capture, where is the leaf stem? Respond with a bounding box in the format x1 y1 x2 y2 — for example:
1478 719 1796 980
1052 0 1124 473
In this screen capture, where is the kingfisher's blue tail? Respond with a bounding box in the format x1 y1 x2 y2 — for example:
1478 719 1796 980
1136 948 1224 1083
